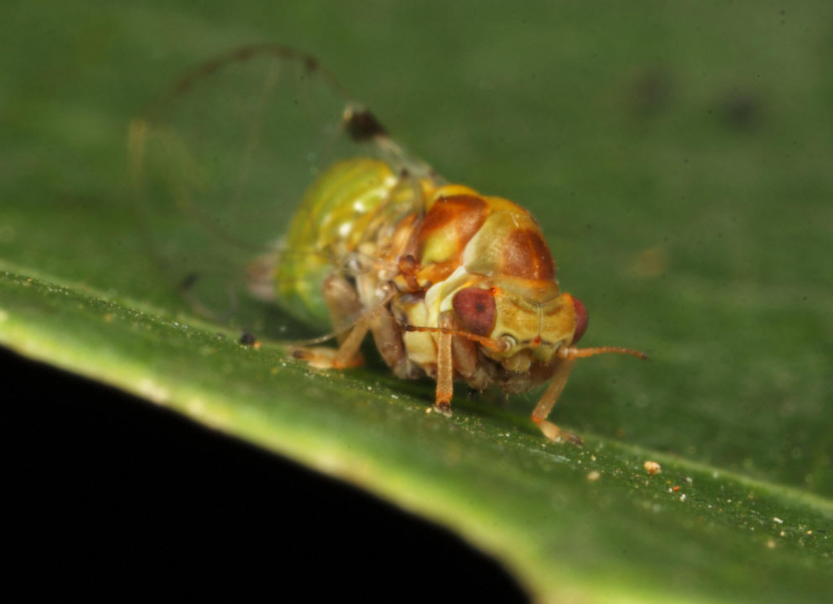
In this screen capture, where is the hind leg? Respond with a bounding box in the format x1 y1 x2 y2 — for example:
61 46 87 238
290 274 367 369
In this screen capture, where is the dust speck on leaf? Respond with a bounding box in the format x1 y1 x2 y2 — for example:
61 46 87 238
644 460 662 476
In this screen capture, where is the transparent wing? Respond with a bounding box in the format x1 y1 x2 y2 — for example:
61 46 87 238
129 45 440 338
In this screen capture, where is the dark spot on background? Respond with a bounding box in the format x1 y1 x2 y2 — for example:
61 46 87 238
716 92 763 130
179 272 199 291
238 331 257 346
629 68 674 117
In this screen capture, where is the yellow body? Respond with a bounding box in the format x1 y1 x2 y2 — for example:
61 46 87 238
276 158 581 381
275 158 402 327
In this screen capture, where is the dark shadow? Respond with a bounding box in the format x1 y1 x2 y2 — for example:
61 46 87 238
5 347 528 602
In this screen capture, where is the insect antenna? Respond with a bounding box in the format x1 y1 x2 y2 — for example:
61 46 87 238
137 44 350 120
178 274 240 323
399 324 511 352
558 346 648 360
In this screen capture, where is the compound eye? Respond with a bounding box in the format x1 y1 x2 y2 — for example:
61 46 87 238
452 287 496 337
571 296 589 344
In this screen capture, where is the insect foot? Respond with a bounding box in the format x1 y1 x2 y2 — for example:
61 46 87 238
533 418 584 446
433 401 453 417
290 346 364 370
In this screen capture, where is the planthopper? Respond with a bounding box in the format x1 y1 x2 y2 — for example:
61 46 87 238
129 45 646 444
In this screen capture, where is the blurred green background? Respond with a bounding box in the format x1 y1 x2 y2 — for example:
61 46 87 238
3 2 832 602
3 0 830 495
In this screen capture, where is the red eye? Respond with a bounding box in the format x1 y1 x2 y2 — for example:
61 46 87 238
571 296 588 344
452 287 496 336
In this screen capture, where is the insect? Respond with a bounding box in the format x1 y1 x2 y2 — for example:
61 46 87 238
129 45 646 444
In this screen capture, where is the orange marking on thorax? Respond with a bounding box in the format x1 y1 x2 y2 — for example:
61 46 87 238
417 194 488 259
501 228 556 281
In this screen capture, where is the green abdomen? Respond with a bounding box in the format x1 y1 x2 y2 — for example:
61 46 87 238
275 157 398 328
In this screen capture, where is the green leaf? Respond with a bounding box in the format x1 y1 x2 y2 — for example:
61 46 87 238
2 1 831 602
2 272 831 603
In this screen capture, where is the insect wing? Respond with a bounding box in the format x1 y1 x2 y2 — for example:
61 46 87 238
129 46 433 337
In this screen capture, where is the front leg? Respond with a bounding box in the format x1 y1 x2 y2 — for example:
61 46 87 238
531 356 582 445
367 300 421 380
432 311 455 416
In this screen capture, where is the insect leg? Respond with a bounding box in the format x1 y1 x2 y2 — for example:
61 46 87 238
530 357 582 445
368 305 421 380
445 312 490 390
322 273 364 345
291 319 370 369
433 313 455 416
290 274 367 369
